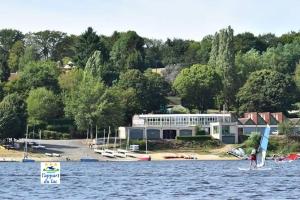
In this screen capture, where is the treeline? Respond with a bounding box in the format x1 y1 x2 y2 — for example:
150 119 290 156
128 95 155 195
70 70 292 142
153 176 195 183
0 26 300 139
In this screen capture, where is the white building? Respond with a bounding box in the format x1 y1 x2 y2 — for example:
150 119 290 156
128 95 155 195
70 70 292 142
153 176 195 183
119 113 238 143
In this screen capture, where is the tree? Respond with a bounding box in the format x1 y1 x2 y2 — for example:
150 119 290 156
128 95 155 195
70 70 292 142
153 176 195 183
116 69 169 121
261 41 300 74
0 48 10 83
209 26 238 109
234 32 258 53
173 64 221 112
144 39 163 68
161 38 189 65
63 72 106 131
85 50 117 85
235 49 263 86
110 31 145 72
143 69 170 112
237 70 296 112
58 68 84 92
25 31 67 60
117 69 147 115
294 62 300 89
197 35 213 64
18 45 40 70
0 29 24 55
8 40 25 72
27 87 61 126
74 27 105 68
16 60 60 94
0 93 26 139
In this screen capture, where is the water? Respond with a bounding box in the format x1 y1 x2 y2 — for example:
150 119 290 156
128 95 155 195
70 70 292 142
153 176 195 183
0 160 300 200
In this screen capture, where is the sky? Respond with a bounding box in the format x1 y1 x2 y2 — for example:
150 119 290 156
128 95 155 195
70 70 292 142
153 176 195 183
0 0 299 41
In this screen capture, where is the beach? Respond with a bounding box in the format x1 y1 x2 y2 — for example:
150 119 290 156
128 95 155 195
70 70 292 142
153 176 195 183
0 139 238 162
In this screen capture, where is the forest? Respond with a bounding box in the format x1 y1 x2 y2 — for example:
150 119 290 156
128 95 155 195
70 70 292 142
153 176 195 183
1 26 300 139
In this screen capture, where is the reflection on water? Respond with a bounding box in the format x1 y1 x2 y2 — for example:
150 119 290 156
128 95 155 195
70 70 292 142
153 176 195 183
0 160 300 200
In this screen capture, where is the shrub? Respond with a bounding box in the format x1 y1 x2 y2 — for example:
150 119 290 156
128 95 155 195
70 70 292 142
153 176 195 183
176 135 212 141
62 133 70 139
243 132 261 148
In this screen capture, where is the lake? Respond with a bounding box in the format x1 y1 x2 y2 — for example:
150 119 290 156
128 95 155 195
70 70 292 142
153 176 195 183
0 160 299 200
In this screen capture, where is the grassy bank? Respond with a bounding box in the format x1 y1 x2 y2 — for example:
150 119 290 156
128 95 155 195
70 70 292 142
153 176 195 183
241 134 300 156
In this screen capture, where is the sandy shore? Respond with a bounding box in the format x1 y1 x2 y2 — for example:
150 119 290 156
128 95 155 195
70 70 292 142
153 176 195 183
0 140 239 162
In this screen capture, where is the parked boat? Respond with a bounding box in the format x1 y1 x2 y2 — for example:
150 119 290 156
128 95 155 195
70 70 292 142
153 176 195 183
80 157 98 162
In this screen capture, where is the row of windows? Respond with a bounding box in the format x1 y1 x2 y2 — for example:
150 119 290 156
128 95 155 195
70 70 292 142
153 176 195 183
144 116 231 126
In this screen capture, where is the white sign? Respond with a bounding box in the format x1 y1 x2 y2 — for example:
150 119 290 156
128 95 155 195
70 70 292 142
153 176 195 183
41 162 60 184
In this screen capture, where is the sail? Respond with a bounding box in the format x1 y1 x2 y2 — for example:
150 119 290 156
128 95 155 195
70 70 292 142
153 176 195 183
256 125 271 167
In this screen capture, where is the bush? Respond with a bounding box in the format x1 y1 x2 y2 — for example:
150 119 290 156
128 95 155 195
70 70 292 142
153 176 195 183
243 132 261 148
42 130 69 139
62 133 70 139
176 135 212 141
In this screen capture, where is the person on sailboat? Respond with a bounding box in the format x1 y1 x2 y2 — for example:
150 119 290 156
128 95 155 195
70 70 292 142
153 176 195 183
249 148 257 168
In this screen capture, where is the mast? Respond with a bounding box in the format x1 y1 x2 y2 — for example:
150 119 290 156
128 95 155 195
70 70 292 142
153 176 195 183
39 129 42 146
95 125 98 147
114 129 117 151
107 126 110 149
24 125 28 158
103 129 106 150
126 130 130 151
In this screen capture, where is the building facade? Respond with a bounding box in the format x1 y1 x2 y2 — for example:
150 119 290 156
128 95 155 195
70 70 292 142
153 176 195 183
119 112 297 144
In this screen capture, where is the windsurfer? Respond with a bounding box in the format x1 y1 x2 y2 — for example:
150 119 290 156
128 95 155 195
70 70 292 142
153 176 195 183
249 148 257 168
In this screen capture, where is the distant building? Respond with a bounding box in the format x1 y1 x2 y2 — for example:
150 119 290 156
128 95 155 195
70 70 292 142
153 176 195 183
119 113 238 144
119 112 300 144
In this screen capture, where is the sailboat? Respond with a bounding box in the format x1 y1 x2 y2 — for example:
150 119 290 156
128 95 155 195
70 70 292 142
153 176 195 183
115 130 127 158
22 125 35 162
94 126 104 154
256 125 271 168
32 130 46 150
102 127 115 158
239 125 271 170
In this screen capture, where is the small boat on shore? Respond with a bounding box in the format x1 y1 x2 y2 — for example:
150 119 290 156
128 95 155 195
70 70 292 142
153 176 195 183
102 149 115 158
80 157 98 162
138 155 151 161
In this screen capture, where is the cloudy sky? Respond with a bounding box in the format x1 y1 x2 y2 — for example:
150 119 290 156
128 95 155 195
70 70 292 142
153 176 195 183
0 0 299 40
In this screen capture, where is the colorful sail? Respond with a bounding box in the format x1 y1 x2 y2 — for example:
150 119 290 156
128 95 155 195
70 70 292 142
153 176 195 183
256 125 271 167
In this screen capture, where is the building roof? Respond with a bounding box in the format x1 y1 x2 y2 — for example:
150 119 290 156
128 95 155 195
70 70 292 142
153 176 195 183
138 113 231 118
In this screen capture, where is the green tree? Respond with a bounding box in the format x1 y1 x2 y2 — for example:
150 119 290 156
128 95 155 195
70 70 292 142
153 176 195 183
0 48 10 83
144 69 170 112
63 72 106 131
0 29 24 55
237 70 296 112
144 39 163 68
261 41 300 74
161 38 189 65
74 27 106 68
8 40 25 72
27 87 61 126
173 64 221 112
197 35 213 64
25 31 67 60
117 69 147 114
110 31 145 72
235 49 263 86
294 62 300 89
16 60 60 94
18 45 40 70
0 93 26 139
85 50 117 85
209 26 238 109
